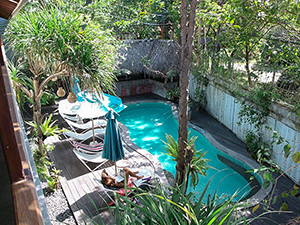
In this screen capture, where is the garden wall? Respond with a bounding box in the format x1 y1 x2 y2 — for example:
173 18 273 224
189 74 300 184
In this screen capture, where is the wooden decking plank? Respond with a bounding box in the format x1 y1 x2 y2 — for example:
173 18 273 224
60 178 84 224
60 177 77 206
67 176 94 224
85 172 114 223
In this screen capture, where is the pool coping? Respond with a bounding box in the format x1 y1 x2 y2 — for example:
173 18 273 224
120 99 272 207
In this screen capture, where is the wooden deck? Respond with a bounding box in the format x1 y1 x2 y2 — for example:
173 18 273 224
46 134 168 225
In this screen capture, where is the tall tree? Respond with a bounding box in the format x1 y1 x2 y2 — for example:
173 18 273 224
175 0 197 189
4 1 118 155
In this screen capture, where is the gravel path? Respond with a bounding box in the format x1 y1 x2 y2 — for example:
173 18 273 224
42 182 76 225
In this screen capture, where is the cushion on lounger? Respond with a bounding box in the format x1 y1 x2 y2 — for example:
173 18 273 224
73 140 103 152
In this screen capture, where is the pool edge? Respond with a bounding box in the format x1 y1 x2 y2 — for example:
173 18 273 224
121 99 272 207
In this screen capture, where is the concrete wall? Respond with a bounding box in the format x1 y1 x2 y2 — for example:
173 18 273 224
190 74 300 184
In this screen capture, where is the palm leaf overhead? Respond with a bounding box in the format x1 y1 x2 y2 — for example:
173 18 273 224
4 0 120 154
4 0 119 94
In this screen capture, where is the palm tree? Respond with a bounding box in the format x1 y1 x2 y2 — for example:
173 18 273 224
4 1 119 155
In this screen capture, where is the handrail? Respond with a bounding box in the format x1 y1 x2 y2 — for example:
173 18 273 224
0 40 44 224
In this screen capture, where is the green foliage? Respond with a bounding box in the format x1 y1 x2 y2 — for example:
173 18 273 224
238 84 278 130
40 90 57 106
27 114 63 140
162 133 178 161
162 133 210 189
256 144 272 165
8 60 57 107
249 166 276 189
248 129 300 211
106 178 249 225
166 87 180 102
79 0 171 39
245 131 260 157
33 143 61 191
192 68 209 111
194 0 300 110
5 0 120 154
187 136 210 188
7 60 33 108
4 0 119 94
32 144 54 181
245 131 272 164
47 168 62 192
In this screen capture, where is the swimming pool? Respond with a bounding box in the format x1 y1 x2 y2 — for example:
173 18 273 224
119 102 261 200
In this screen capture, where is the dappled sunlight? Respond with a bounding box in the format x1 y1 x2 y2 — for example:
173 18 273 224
136 124 149 130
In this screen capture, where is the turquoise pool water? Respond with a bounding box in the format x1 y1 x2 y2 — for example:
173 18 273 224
119 102 257 199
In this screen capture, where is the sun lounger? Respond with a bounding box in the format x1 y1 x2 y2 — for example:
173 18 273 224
65 118 106 130
73 149 108 172
72 140 103 154
59 112 84 125
63 128 105 141
95 168 156 205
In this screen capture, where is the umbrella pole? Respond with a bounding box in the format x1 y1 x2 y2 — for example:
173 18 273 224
114 161 118 176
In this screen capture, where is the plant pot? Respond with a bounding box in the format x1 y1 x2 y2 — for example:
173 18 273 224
56 87 66 97
67 91 77 103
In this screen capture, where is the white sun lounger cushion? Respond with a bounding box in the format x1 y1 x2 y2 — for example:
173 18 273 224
67 119 106 130
73 150 106 164
73 140 103 153
61 113 81 122
73 149 108 171
63 128 105 141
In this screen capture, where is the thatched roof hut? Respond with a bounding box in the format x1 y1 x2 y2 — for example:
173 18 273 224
118 39 181 80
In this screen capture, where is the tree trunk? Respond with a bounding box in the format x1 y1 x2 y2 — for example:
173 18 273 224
184 145 194 192
175 0 197 189
33 78 44 155
245 43 252 86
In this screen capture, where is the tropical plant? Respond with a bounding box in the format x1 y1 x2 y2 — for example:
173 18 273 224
7 60 32 109
102 177 251 225
47 168 62 192
162 132 210 189
32 144 54 181
4 0 119 155
40 89 57 106
27 114 63 142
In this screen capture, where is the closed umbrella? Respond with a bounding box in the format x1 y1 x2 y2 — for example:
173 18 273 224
102 110 125 175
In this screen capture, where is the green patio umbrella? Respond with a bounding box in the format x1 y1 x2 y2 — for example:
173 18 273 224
102 110 125 175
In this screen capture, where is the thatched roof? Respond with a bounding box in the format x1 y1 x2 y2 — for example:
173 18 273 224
118 39 181 79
